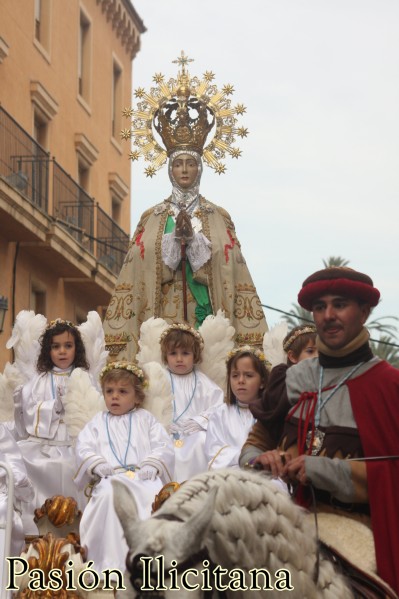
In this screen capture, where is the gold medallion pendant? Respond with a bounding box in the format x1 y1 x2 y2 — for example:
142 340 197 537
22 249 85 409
174 439 184 448
125 470 136 479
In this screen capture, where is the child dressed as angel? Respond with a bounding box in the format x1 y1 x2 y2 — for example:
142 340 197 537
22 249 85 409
159 324 224 482
13 318 97 534
74 361 174 575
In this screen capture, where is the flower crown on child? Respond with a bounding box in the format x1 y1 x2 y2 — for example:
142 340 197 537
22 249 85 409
282 325 317 352
226 345 267 364
159 323 204 350
100 361 148 388
46 318 77 330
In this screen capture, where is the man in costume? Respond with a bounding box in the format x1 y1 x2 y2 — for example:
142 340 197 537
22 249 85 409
251 266 399 594
103 53 267 360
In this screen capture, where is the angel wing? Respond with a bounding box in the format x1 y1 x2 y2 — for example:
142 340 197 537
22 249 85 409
63 368 106 438
5 310 47 387
141 361 173 428
136 317 169 367
198 310 235 395
78 311 108 390
0 366 14 423
262 321 288 368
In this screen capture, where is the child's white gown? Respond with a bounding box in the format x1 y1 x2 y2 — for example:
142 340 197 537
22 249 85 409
205 402 255 469
0 423 34 563
74 408 174 575
168 369 224 482
15 367 86 534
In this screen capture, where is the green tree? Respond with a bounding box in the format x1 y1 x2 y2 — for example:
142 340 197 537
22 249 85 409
370 335 399 369
322 256 350 268
284 304 313 329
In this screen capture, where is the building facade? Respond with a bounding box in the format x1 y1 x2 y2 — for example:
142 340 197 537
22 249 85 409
0 0 145 368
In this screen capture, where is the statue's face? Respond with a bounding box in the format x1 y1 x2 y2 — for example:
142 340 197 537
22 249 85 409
172 154 198 188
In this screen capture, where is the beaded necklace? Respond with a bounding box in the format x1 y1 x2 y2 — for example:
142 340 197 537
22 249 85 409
105 410 136 477
306 362 364 455
169 369 197 447
235 401 255 426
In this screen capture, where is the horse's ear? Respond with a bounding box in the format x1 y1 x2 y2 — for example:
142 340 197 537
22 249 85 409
112 479 140 546
176 486 217 556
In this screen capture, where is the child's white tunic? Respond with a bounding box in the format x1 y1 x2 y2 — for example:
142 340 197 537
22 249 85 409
15 367 86 534
205 403 255 470
74 409 174 575
168 369 224 482
0 423 34 562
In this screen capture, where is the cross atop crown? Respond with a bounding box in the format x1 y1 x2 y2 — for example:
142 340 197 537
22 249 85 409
172 50 194 75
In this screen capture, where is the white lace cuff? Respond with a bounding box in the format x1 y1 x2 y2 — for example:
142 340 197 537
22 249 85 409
186 232 212 272
162 233 182 270
162 232 212 272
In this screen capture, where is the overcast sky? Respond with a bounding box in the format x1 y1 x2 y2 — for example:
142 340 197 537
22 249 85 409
129 0 398 331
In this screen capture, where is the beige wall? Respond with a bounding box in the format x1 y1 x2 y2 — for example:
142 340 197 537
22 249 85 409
0 0 140 224
0 0 145 368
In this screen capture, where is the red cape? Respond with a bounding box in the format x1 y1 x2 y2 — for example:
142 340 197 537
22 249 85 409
348 360 399 594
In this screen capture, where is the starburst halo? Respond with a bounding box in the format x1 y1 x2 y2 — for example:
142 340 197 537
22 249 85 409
121 51 248 177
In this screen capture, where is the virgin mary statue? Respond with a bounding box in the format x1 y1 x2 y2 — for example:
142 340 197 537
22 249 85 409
104 53 268 360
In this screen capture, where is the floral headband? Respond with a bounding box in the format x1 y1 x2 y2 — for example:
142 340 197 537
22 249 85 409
226 345 267 364
100 361 148 387
159 323 204 350
46 318 76 330
283 325 317 352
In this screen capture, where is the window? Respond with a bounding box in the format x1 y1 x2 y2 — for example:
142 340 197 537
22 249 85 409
112 60 122 139
33 111 48 149
112 197 121 225
78 160 89 193
35 0 41 40
34 0 50 52
78 10 91 102
31 283 46 315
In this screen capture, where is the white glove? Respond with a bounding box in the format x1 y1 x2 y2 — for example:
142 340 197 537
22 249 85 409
14 477 35 503
13 384 23 400
169 422 183 436
54 388 64 414
179 418 203 435
93 462 114 478
138 466 158 481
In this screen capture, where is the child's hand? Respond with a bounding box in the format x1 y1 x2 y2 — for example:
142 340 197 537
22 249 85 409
169 422 183 435
180 418 203 435
54 394 64 414
138 466 158 481
93 462 114 478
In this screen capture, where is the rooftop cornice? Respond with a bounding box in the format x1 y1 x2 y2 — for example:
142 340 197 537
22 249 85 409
96 0 146 60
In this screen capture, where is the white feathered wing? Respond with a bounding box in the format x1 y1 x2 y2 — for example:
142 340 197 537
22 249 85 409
77 311 108 390
63 368 106 439
63 311 108 437
1 310 47 423
198 310 235 396
136 317 169 367
141 362 173 428
262 321 288 368
5 310 47 386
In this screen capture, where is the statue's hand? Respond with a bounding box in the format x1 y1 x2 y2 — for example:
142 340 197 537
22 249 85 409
175 209 194 242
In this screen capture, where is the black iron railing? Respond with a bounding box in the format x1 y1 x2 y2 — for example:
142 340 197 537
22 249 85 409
53 161 95 253
97 205 129 273
0 105 129 274
0 108 49 211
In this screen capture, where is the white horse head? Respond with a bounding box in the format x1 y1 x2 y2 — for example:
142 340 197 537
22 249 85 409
113 469 353 599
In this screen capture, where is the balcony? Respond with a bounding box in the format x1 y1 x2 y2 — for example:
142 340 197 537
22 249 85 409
0 105 129 279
